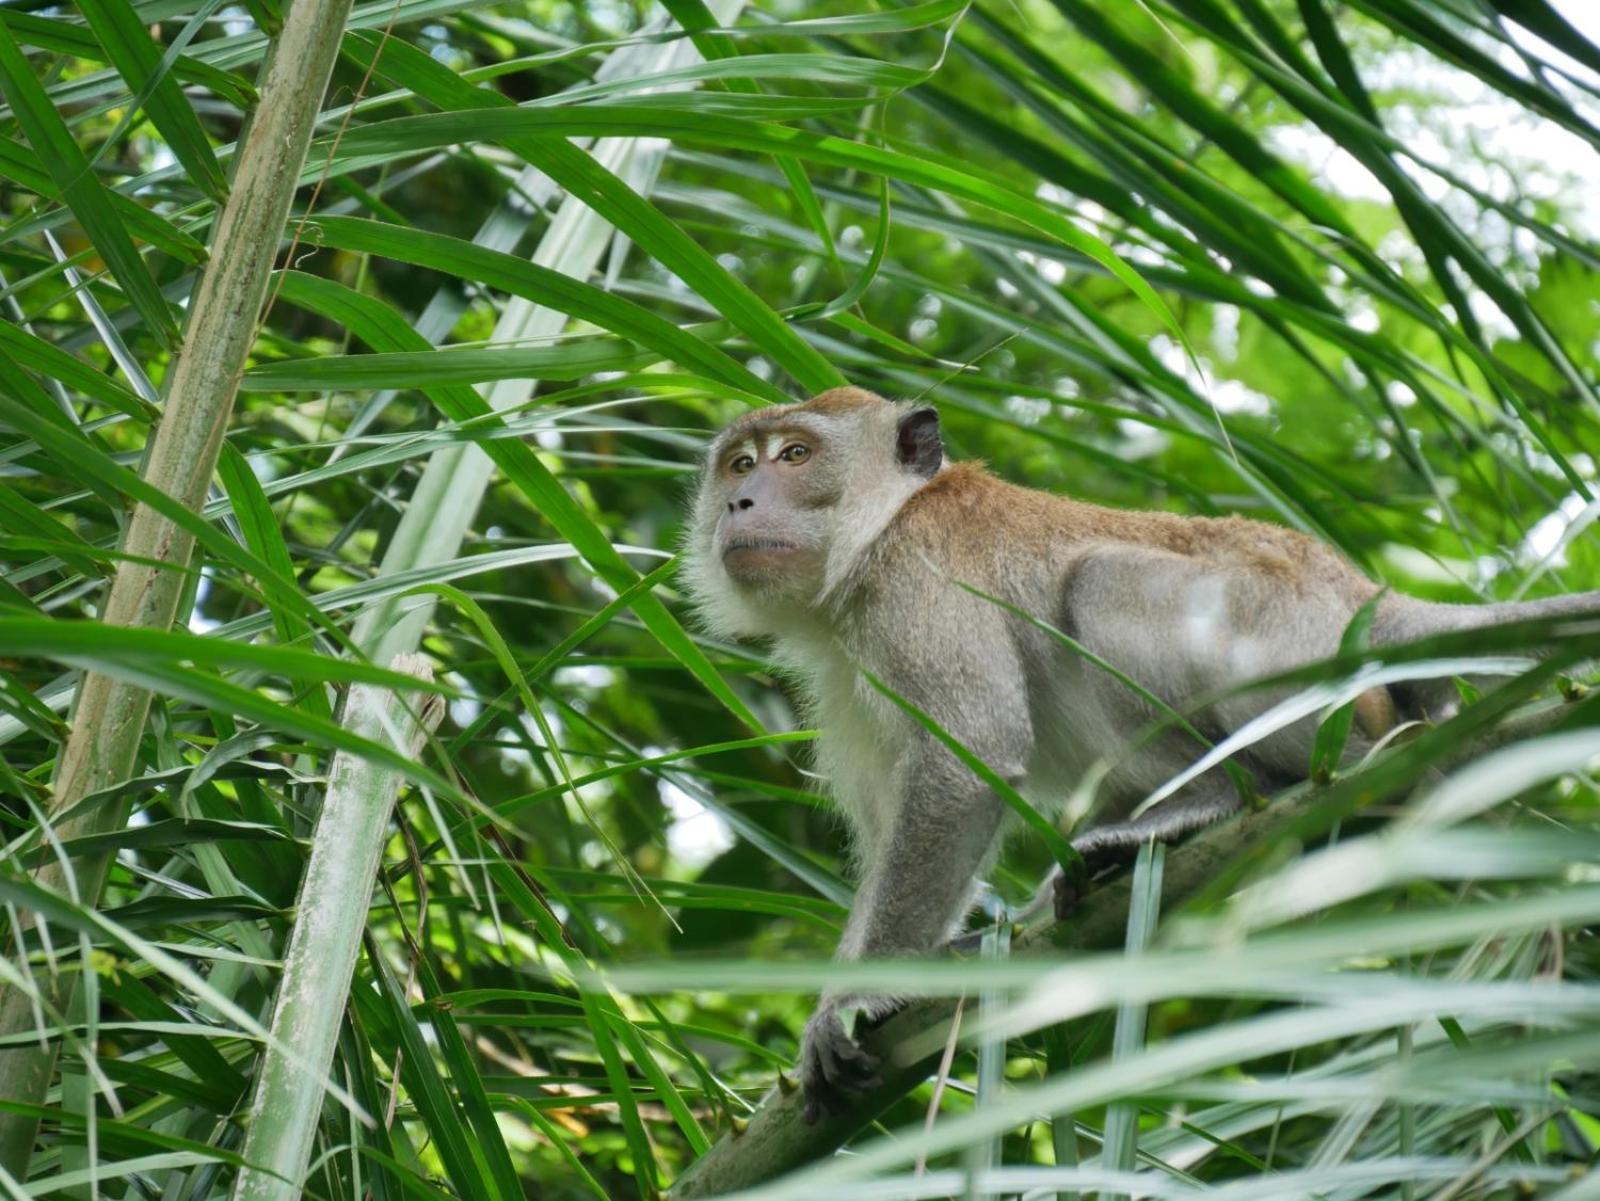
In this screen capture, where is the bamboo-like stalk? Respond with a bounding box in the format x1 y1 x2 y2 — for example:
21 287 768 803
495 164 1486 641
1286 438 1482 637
0 0 356 1172
231 656 441 1201
228 8 746 1195
351 1 745 665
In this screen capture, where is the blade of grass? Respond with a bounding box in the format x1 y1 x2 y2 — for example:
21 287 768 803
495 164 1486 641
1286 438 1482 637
76 0 226 200
1099 842 1164 1201
326 103 1186 348
0 22 177 347
271 271 758 729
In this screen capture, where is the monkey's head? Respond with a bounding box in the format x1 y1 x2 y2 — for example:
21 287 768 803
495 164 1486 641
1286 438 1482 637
682 386 944 639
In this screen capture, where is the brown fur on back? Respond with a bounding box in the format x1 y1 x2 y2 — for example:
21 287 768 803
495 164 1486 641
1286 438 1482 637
894 461 1375 604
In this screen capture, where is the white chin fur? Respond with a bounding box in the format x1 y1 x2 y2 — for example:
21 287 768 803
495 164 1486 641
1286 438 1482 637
680 540 789 640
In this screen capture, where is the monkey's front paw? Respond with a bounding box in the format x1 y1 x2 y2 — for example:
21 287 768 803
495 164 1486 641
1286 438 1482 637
800 1007 881 1124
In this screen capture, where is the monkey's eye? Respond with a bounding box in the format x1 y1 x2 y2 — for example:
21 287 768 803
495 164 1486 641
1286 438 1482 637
777 442 810 464
729 453 756 475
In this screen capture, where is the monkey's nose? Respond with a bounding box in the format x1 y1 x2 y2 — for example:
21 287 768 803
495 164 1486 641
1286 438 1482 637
727 497 755 513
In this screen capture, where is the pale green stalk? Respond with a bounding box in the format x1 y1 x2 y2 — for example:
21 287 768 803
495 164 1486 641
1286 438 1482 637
1098 843 1164 1201
963 898 1009 1201
0 0 357 1171
230 8 745 1198
352 1 746 663
231 657 441 1201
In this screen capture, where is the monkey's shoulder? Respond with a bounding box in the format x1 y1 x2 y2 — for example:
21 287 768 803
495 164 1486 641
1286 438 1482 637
889 462 1083 545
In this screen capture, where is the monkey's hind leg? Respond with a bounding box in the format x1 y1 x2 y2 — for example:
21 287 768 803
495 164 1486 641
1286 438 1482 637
1044 779 1244 920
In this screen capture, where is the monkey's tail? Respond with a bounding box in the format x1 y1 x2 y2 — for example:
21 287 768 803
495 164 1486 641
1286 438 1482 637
1371 589 1600 720
1373 588 1600 642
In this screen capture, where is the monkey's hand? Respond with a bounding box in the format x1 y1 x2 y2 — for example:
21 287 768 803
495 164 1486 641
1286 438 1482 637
800 1002 882 1123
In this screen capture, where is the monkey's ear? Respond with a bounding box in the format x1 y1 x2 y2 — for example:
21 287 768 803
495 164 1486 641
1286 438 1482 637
895 406 943 478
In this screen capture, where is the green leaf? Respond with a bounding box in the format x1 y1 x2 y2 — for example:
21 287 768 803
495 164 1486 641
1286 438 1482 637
216 443 334 721
344 30 845 395
0 319 152 421
1309 592 1385 780
0 134 205 262
242 334 667 390
77 0 227 199
0 20 177 346
0 618 451 697
364 937 504 1201
327 103 1186 346
0 8 256 108
304 215 785 404
0 385 348 645
270 270 763 732
55 818 292 859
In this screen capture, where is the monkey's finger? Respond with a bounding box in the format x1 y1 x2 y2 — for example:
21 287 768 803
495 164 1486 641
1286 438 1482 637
802 1075 847 1122
848 1048 880 1074
835 1038 877 1068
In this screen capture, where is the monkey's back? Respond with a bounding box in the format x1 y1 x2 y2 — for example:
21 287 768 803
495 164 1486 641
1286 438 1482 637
866 461 1386 799
889 461 1378 610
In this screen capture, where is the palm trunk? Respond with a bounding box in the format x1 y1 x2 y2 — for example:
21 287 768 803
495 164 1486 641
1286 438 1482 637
230 657 440 1201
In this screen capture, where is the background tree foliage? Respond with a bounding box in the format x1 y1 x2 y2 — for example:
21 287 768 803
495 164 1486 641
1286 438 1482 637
0 0 1598 1198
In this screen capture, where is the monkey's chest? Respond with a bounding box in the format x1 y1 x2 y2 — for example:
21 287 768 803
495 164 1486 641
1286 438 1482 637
801 656 912 849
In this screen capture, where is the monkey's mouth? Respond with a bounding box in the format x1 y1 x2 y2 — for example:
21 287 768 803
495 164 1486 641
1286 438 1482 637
721 537 807 581
723 537 798 557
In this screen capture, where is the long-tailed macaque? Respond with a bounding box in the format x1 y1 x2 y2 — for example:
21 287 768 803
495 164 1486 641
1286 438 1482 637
681 386 1598 1120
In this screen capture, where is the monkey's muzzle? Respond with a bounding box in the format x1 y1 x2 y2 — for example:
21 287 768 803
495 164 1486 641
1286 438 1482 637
720 535 806 581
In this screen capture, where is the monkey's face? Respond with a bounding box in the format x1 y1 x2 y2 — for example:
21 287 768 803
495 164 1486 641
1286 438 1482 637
706 419 838 598
682 388 945 638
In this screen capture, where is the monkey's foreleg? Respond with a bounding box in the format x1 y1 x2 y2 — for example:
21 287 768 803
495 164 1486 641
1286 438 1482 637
802 761 1008 1123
